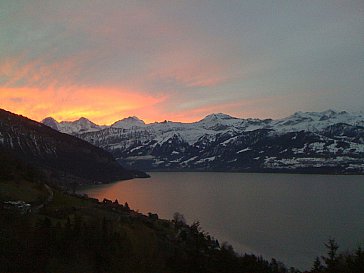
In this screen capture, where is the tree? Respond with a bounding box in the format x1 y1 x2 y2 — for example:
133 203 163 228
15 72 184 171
322 239 340 273
311 256 324 272
347 246 364 272
172 212 186 227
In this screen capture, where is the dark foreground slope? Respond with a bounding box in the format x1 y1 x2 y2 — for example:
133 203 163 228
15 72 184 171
0 109 147 186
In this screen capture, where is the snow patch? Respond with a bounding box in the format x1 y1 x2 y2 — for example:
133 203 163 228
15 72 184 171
237 147 252 153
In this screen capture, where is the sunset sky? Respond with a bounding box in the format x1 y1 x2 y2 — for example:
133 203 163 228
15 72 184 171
1 0 363 124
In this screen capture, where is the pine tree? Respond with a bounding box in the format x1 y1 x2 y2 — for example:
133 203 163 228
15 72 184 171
322 239 340 273
312 256 324 272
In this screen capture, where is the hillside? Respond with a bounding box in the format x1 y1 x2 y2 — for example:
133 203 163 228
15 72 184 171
0 109 148 187
43 110 364 174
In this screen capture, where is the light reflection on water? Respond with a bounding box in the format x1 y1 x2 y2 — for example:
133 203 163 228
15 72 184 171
79 172 364 270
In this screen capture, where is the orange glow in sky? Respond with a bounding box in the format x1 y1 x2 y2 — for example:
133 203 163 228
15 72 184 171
1 1 363 123
0 87 167 124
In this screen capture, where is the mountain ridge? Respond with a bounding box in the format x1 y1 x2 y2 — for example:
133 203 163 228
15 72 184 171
41 110 364 174
42 109 364 128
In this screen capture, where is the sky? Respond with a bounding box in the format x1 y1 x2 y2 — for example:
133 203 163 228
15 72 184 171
0 0 363 124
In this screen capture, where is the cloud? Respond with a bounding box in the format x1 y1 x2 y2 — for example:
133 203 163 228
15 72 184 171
1 1 244 91
0 1 249 123
1 1 363 122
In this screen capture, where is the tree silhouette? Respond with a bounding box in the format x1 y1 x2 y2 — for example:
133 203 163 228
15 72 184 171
322 239 340 273
311 256 324 272
173 212 186 227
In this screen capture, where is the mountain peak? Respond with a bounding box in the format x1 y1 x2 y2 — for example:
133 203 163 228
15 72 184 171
42 116 100 134
42 116 57 122
292 110 338 118
320 109 341 117
111 116 145 128
126 116 144 122
78 117 90 121
201 113 236 122
74 117 96 125
42 117 59 130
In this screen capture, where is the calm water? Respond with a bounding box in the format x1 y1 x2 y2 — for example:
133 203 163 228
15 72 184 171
79 172 364 270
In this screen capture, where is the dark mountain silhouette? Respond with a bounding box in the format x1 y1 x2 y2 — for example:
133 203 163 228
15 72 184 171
0 109 147 186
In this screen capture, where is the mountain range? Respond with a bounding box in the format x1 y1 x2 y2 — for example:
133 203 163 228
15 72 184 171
0 109 147 187
43 110 364 174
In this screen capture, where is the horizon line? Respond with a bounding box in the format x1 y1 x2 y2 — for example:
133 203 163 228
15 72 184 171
39 108 361 126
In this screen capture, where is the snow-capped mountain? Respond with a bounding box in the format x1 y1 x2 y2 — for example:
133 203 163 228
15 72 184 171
271 110 364 133
41 117 103 134
42 110 364 174
112 116 145 129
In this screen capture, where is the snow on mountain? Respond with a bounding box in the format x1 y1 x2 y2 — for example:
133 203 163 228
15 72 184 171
42 117 103 134
198 113 238 125
44 110 364 143
42 110 364 174
197 113 244 131
271 110 364 133
42 117 59 131
111 116 145 129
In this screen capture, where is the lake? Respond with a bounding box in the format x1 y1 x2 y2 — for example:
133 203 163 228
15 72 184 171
78 172 364 270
